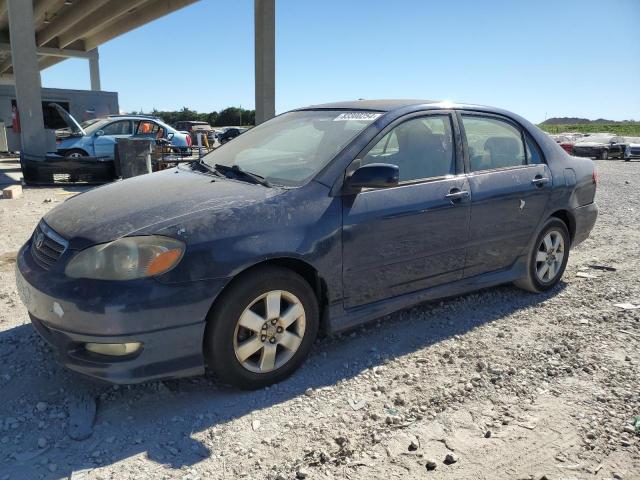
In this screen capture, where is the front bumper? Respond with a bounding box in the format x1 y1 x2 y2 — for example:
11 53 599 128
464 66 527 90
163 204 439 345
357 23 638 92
16 242 228 384
21 154 115 185
572 202 598 246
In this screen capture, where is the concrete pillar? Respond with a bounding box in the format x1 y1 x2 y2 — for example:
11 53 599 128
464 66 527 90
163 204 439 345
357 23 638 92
7 0 46 158
254 0 275 125
89 48 101 91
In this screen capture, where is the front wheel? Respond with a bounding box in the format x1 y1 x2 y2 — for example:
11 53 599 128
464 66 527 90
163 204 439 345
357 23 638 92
600 149 609 160
64 149 88 159
204 266 319 389
515 218 570 293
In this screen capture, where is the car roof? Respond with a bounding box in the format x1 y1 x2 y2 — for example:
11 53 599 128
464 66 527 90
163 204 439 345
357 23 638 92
296 99 514 116
299 99 439 111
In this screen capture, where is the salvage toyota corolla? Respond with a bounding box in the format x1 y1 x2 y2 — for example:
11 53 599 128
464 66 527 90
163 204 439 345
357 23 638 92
16 100 598 389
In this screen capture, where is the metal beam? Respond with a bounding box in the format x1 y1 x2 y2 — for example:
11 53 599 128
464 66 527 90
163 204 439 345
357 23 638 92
57 0 152 49
83 0 197 51
33 0 65 26
0 42 92 59
254 0 275 125
36 0 104 47
38 55 65 71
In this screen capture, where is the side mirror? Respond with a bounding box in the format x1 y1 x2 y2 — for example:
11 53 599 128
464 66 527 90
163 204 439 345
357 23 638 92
167 132 174 141
95 130 104 137
346 163 399 191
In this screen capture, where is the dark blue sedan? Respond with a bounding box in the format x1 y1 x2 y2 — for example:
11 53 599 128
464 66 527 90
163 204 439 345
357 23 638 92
16 100 598 389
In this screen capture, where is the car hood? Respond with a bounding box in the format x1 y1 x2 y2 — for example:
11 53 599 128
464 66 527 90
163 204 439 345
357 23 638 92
50 103 86 136
43 166 281 249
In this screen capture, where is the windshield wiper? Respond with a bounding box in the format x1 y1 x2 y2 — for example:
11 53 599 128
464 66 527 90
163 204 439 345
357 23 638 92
214 164 271 187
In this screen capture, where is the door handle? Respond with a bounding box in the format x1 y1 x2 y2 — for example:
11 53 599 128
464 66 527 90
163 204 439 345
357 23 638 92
532 176 550 186
445 189 470 201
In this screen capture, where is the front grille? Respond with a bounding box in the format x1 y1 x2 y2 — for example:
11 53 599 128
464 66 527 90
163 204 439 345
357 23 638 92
30 222 68 270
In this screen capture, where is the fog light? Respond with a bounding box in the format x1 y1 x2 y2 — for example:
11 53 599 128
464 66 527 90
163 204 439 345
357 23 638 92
85 342 141 356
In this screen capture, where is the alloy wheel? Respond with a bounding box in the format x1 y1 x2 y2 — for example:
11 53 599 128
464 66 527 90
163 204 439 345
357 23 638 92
233 290 306 373
535 230 565 283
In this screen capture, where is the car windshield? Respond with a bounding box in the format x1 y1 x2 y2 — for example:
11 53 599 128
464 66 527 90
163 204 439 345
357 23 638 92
83 119 110 135
201 110 382 186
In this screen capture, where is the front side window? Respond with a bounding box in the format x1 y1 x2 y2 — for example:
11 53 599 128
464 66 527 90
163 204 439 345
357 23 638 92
363 115 455 182
462 115 526 172
202 110 381 186
102 121 132 136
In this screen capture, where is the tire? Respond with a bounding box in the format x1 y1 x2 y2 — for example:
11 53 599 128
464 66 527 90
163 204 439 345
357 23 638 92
204 266 319 389
625 158 631 162
64 149 88 158
600 150 608 160
514 218 571 293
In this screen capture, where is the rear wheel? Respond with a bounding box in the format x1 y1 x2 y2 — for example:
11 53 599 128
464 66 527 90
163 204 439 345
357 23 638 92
515 218 570 293
204 266 319 389
600 149 609 160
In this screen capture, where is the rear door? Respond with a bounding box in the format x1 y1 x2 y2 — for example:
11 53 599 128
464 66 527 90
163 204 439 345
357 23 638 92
342 112 471 308
459 112 552 277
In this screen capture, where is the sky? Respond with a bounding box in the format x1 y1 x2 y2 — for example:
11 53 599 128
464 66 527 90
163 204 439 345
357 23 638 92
41 0 640 124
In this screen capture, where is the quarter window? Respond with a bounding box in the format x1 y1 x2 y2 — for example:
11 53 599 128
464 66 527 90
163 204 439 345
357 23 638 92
461 115 526 171
363 115 455 182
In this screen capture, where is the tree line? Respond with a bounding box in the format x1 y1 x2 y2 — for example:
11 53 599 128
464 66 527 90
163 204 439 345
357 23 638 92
130 107 256 127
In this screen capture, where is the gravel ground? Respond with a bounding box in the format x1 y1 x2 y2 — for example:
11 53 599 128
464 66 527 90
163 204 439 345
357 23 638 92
0 160 638 480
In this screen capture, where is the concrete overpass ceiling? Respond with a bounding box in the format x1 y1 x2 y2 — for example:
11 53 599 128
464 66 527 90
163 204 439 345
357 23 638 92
0 0 198 75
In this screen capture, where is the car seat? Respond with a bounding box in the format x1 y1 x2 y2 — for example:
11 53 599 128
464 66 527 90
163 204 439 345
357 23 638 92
483 136 523 169
394 123 449 181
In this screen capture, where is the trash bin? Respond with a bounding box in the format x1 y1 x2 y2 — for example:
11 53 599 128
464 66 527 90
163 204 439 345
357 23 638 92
115 138 152 179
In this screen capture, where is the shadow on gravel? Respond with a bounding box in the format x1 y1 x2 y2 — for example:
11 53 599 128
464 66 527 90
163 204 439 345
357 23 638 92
0 282 566 479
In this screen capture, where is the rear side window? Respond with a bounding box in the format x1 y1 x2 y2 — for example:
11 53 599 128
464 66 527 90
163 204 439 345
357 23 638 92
363 115 455 182
136 121 160 135
461 115 525 172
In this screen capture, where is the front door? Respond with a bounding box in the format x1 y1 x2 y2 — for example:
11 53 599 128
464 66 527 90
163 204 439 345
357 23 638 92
459 113 552 277
342 113 471 308
93 120 134 158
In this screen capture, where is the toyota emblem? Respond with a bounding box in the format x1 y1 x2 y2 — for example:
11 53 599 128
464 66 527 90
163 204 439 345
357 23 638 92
34 230 45 250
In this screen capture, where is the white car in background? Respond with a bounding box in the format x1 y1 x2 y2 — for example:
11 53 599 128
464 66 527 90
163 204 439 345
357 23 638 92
624 137 640 161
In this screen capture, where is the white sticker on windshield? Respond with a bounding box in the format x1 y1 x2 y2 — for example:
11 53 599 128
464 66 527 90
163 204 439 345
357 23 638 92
333 112 382 122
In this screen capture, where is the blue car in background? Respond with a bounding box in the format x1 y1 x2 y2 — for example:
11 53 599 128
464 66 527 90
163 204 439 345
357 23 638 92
52 104 191 159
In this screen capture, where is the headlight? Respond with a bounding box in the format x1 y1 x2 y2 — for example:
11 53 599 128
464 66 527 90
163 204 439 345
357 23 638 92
65 236 185 280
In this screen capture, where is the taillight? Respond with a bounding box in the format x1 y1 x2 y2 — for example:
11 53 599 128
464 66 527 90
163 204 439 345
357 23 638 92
185 135 192 146
592 169 599 185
